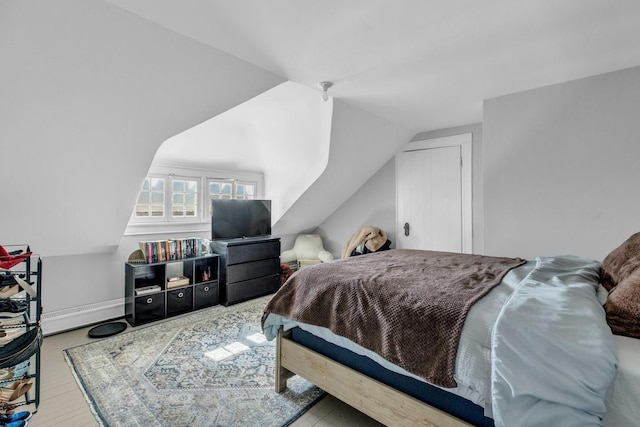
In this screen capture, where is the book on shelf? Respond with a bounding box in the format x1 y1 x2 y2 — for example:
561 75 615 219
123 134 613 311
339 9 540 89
135 285 161 295
138 238 211 263
167 276 190 289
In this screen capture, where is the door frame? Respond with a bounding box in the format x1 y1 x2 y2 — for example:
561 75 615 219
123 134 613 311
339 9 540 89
395 133 473 253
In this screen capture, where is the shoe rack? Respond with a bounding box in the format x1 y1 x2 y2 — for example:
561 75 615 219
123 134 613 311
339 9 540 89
0 244 42 415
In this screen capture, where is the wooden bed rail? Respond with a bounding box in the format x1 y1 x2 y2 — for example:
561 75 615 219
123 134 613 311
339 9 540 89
275 328 295 392
275 328 471 427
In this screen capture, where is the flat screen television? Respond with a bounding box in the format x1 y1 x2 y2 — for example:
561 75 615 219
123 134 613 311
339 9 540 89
211 199 272 240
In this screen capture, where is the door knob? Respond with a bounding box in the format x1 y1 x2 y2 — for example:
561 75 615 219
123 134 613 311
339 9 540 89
404 222 410 236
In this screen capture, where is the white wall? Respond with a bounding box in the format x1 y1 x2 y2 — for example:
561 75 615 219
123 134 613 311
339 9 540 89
155 81 333 224
1 0 283 256
318 124 483 258
317 158 397 257
0 0 284 333
272 99 414 238
483 66 640 260
322 65 640 262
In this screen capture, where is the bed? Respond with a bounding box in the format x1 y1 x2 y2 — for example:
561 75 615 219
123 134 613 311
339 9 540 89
261 234 640 427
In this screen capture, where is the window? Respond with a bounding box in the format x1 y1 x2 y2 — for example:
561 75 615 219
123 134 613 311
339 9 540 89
208 179 233 200
128 165 263 234
135 177 166 218
235 181 256 200
171 178 198 218
207 179 256 216
134 175 200 222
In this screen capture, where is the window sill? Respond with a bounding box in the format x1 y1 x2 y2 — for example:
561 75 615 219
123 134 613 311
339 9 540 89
124 221 211 237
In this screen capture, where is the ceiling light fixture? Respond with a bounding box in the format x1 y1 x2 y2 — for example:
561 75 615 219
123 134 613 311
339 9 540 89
319 81 333 102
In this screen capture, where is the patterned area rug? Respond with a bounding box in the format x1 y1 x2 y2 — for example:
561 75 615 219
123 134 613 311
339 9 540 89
64 296 325 426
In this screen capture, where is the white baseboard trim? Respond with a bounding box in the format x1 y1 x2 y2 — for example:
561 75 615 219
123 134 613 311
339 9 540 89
41 298 125 336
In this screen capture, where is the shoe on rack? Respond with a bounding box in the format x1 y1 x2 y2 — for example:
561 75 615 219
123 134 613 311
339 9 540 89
0 301 27 319
0 328 24 338
0 400 17 416
9 361 29 379
0 329 25 347
0 380 31 402
0 320 22 328
2 366 29 384
0 365 29 386
0 369 13 382
0 327 42 370
1 420 29 427
0 379 28 393
2 380 29 391
0 246 32 270
0 287 18 300
0 270 35 300
0 410 32 423
0 274 17 289
0 275 35 300
12 278 34 299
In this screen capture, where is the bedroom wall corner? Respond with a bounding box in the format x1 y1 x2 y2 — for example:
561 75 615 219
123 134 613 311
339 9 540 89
483 66 640 260
317 122 484 258
316 158 397 258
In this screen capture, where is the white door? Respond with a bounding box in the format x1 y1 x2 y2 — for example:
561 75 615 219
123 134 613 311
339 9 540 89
396 134 472 253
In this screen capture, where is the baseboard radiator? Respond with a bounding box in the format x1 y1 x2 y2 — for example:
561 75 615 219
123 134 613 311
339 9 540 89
40 298 125 336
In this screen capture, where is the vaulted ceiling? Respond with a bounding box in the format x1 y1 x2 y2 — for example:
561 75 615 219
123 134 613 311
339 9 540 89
105 0 640 132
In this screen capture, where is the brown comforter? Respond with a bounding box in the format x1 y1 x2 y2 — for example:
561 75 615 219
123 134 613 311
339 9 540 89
262 249 525 387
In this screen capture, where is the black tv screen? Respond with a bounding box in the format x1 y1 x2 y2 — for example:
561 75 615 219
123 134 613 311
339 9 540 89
211 199 272 240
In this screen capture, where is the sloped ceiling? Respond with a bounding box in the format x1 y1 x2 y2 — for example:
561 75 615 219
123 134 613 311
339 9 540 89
0 0 285 256
104 0 640 132
154 81 334 223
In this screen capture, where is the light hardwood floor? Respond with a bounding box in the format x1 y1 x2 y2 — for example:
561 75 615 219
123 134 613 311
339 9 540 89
28 321 383 427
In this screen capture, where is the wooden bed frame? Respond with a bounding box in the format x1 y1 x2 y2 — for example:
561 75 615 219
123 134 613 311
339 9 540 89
275 329 471 427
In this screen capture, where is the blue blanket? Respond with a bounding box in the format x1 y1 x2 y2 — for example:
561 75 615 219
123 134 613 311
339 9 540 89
491 256 618 426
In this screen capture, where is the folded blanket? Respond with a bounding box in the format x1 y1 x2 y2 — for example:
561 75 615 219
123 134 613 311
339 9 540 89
341 226 388 259
263 249 525 387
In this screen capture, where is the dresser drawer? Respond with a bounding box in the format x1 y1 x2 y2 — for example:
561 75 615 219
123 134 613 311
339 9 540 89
226 274 280 305
226 241 280 264
227 258 280 283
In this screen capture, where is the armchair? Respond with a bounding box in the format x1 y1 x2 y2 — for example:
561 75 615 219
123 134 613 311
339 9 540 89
281 234 334 268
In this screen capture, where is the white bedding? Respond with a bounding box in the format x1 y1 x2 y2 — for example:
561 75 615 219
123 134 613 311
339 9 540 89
604 335 640 426
490 256 617 427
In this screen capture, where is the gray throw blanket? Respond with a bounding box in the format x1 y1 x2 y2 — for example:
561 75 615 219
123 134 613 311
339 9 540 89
262 249 525 387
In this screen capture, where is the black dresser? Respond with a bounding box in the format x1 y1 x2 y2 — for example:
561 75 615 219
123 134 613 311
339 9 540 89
211 236 281 306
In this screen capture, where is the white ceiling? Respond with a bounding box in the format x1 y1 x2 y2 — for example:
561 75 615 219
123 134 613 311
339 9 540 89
105 0 640 132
